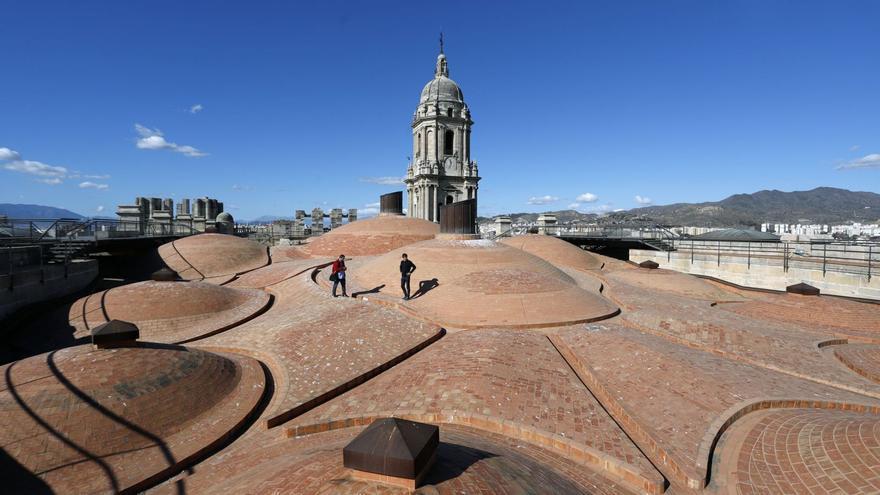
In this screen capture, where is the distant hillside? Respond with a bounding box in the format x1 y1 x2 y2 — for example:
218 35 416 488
483 188 880 227
0 204 84 219
617 187 880 227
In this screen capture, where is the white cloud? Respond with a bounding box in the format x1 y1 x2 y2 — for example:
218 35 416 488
79 181 109 190
576 192 598 203
568 203 581 209
359 176 405 185
527 195 559 205
0 147 21 161
635 195 652 205
850 145 861 152
4 159 68 178
37 177 62 185
96 205 105 213
190 104 203 114
134 123 208 157
84 173 110 179
837 153 880 170
365 202 380 208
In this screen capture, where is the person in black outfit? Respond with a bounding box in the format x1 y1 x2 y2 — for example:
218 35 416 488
400 253 416 300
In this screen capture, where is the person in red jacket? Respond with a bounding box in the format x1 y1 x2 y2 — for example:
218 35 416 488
330 254 347 297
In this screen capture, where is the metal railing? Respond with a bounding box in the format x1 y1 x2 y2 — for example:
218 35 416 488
0 217 200 244
1 245 44 276
669 239 879 281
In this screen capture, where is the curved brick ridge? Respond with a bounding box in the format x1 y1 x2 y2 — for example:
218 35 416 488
269 245 310 262
158 233 269 283
552 322 880 490
189 274 444 429
353 238 619 329
834 343 880 383
68 281 271 344
604 268 746 303
0 344 266 494
284 330 664 494
153 425 638 495
227 259 329 289
302 215 439 257
606 274 880 398
723 293 880 341
713 408 880 494
500 234 604 271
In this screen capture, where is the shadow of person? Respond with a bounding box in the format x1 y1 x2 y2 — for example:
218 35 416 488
411 278 439 299
352 284 385 298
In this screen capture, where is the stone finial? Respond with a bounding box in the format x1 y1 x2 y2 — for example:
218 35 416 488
151 267 180 282
639 260 660 269
343 418 439 490
786 282 820 296
91 320 140 349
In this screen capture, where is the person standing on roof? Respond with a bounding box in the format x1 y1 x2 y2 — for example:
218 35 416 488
400 253 416 300
331 254 347 297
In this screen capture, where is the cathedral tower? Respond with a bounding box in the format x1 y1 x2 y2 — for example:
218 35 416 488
405 43 480 222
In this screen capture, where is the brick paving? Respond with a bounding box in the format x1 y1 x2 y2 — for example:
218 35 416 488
713 408 880 494
833 344 880 384
68 281 271 344
602 274 880 397
0 344 265 494
554 321 880 490
302 215 439 257
192 273 442 428
350 238 619 328
723 293 880 341
152 424 638 494
501 234 605 271
285 329 663 492
158 233 269 282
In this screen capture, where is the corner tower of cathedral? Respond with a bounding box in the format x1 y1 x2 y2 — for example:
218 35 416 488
405 44 480 222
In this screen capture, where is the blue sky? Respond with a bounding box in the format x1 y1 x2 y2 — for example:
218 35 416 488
1 0 878 220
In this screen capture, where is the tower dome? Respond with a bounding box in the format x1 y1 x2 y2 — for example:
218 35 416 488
407 42 480 223
419 55 464 104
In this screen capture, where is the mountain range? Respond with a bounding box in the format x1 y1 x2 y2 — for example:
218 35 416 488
3 187 878 227
486 187 880 227
0 204 84 219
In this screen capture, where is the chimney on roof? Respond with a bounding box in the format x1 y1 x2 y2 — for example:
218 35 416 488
151 267 180 282
439 198 477 237
379 191 404 216
91 320 140 349
343 417 439 490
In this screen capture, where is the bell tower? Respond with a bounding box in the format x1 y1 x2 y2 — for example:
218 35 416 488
405 40 480 222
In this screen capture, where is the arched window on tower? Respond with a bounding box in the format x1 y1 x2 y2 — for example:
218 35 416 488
446 108 453 117
446 195 454 205
417 133 421 157
444 130 454 156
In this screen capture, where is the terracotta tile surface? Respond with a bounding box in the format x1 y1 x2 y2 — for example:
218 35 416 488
285 329 663 492
192 273 442 428
712 408 880 494
722 293 880 341
0 344 265 494
68 281 270 344
833 343 880 384
501 234 605 270
152 424 638 494
302 215 438 257
158 233 269 282
349 238 619 328
553 321 880 489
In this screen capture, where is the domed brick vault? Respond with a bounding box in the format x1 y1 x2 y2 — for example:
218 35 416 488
3 224 880 495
